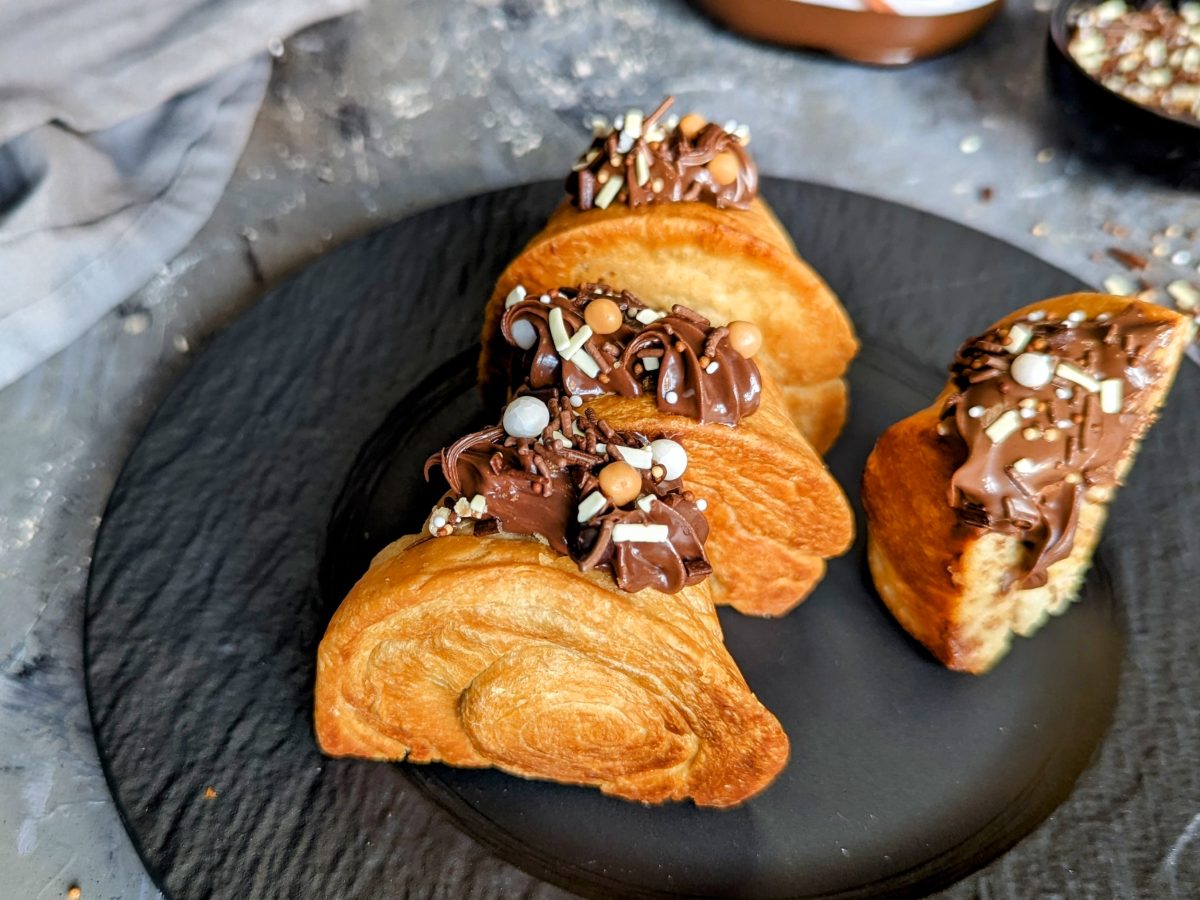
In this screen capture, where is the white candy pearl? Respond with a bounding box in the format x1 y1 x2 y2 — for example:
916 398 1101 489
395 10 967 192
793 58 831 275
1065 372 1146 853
502 396 550 439
1010 352 1055 389
649 439 688 480
511 318 537 350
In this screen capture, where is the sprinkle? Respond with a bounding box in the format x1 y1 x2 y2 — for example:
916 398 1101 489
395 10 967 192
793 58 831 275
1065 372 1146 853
1068 310 1087 323
635 150 650 186
454 497 471 517
504 285 527 308
624 109 643 139
705 361 720 374
569 395 583 408
636 494 656 513
571 148 601 172
561 324 594 360
652 177 665 192
511 318 537 350
470 495 488 515
1097 312 1111 321
1013 458 1037 475
985 410 1022 443
1057 419 1074 429
635 308 665 325
733 124 751 145
548 307 570 352
591 116 609 137
539 293 552 304
665 390 679 404
594 174 624 209
1027 310 1047 322
643 356 660 371
577 492 608 523
1065 472 1082 484
1100 378 1124 414
612 523 670 543
1103 274 1138 296
696 498 708 511
1167 280 1200 311
551 429 573 448
1006 323 1033 354
968 405 986 418
1023 427 1042 440
595 443 607 454
615 444 653 469
1019 397 1038 409
571 348 601 378
1056 386 1074 400
1020 407 1037 419
1056 363 1101 393
1010 351 1056 389
1043 428 1060 441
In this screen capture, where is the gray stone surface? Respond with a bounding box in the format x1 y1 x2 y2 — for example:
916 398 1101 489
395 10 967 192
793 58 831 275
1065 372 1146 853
0 0 1196 897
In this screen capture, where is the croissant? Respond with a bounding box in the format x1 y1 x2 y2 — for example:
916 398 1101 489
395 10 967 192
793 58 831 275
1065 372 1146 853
314 532 790 807
862 294 1192 673
479 97 857 453
490 284 854 616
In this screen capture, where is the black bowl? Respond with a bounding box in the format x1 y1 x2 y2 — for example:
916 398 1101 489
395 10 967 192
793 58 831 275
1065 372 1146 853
1046 0 1200 188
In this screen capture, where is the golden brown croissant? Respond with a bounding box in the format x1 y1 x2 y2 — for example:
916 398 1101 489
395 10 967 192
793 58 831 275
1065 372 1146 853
479 99 857 453
862 294 1192 673
315 532 790 807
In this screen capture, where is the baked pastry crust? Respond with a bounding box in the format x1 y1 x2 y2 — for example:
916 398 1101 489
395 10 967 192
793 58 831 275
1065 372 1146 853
862 293 1192 673
585 375 854 617
480 198 858 453
315 533 790 807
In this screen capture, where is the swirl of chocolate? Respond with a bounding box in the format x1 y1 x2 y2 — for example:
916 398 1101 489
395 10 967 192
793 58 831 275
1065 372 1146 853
501 285 643 400
939 304 1172 589
502 284 763 427
425 400 712 593
566 96 757 211
621 307 762 425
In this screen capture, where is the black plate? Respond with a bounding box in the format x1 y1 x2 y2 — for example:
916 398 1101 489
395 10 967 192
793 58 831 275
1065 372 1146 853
85 180 1187 899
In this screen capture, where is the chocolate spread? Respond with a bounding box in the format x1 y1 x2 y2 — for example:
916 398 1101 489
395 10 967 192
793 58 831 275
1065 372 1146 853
940 304 1173 589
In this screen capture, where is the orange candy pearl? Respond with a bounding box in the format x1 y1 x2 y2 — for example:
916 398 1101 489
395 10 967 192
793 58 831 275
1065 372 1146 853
678 113 706 139
727 321 763 358
584 297 623 335
707 151 740 187
598 461 641 507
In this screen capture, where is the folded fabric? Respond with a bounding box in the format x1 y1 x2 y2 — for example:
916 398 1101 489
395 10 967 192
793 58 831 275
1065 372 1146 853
0 0 362 390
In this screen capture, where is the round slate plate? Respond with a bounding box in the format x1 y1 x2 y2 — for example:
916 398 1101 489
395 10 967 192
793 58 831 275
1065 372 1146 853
87 180 1137 899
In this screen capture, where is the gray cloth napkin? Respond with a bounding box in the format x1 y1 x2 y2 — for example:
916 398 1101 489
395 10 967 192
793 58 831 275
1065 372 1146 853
0 0 361 390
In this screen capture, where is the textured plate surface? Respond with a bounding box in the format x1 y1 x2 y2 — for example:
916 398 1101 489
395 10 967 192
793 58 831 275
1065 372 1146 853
85 181 1190 898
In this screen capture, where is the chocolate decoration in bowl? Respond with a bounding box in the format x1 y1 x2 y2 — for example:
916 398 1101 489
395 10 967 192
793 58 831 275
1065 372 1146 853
939 303 1174 589
425 394 711 594
501 282 763 426
566 96 757 211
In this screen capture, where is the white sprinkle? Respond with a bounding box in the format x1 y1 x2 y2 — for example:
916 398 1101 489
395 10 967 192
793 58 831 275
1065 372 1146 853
635 308 665 325
502 396 551 439
985 410 1022 443
723 119 739 134
612 523 670 543
470 495 488 515
1010 352 1056 389
1057 419 1074 429
571 148 601 172
1103 274 1138 296
615 444 653 469
643 356 660 371
635 150 650 186
1027 310 1047 322
548 306 570 352
1167 280 1200 311
665 390 679 404
577 492 607 523
570 348 601 378
591 116 610 137
1020 407 1037 419
1100 378 1124 414
649 438 688 480
504 285 527 308
635 494 656 513
569 395 583 408
968 405 986 418
456 497 473 516
551 429 573 448
1097 312 1111 321
1056 386 1074 400
430 513 447 533
594 174 624 209
1068 310 1087 323
705 361 720 375
539 293 552 304
511 318 537 350
1006 323 1033 354
1056 363 1101 393
733 124 751 145
1013 458 1037 475
561 324 594 360
624 109 643 139
595 443 607 454
696 498 708 511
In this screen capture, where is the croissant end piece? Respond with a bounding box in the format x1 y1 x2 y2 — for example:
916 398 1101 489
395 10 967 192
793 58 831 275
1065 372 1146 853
480 198 858 453
584 376 854 617
862 294 1192 674
315 533 790 807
